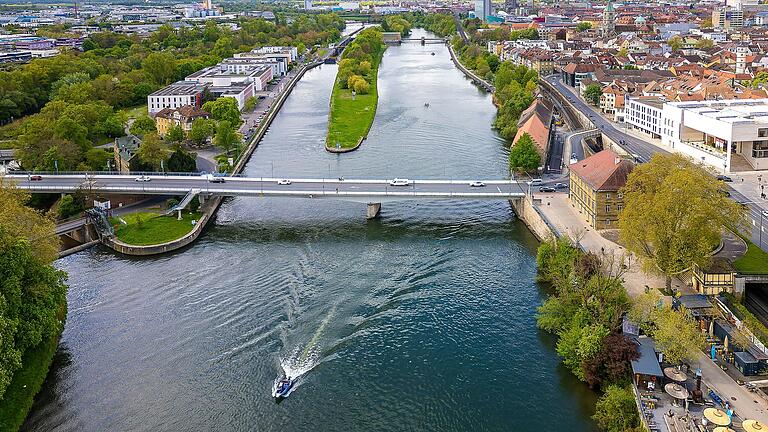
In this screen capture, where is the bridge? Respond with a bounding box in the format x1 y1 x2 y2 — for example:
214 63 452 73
6 173 526 219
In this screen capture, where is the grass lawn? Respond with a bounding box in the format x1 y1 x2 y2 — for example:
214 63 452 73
119 104 148 120
0 303 65 432
326 48 385 150
111 211 202 246
732 237 768 273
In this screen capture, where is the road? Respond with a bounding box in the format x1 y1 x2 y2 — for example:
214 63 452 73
544 75 768 252
9 174 525 201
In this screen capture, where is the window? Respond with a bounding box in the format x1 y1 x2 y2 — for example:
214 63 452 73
606 204 611 213
605 193 611 199
605 219 611 226
617 204 623 212
759 128 768 138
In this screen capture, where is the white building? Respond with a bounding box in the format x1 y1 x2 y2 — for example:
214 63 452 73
625 96 664 139
148 82 206 115
660 99 768 171
186 64 272 91
474 0 492 21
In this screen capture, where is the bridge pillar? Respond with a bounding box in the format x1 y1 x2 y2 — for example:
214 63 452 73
177 209 182 220
199 194 205 205
366 202 381 219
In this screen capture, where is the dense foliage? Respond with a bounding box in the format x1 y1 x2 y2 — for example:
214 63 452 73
1 14 345 171
592 385 642 432
619 153 745 290
407 12 456 37
584 83 602 106
508 133 541 173
335 27 385 93
0 180 67 401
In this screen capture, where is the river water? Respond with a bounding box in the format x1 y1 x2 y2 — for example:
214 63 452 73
23 29 597 432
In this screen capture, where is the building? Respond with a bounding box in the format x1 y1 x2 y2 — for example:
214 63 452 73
712 7 743 30
304 0 312 9
505 0 517 13
692 259 735 296
154 105 210 136
601 1 616 36
630 336 664 391
382 32 402 44
513 99 554 162
625 96 664 139
113 135 142 173
474 0 492 21
660 99 768 171
186 64 272 91
568 149 633 229
148 82 206 115
561 63 597 87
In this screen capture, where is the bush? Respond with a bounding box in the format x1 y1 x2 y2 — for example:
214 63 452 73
167 198 179 209
58 194 83 218
592 385 640 432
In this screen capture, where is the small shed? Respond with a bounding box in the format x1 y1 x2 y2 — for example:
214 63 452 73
734 351 760 376
631 336 664 391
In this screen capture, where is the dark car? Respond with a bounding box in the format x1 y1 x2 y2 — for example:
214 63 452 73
716 175 733 182
539 186 556 192
30 175 43 181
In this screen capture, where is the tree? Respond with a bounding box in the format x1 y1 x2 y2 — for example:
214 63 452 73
619 153 745 290
696 38 714 49
130 115 157 136
166 124 185 144
142 52 178 85
202 98 242 126
648 306 703 365
701 18 713 28
668 35 683 51
244 97 257 112
167 148 197 172
508 133 541 173
0 178 59 263
214 120 240 155
576 22 593 32
584 83 603 106
582 333 640 388
58 194 83 218
189 118 215 145
136 133 169 171
592 385 640 432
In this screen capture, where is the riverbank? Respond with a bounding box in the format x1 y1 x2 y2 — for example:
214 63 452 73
325 28 386 151
0 302 65 432
111 211 202 246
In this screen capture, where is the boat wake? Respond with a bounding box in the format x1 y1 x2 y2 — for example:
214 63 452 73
276 305 337 396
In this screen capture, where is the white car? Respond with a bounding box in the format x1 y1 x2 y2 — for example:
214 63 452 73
527 179 543 186
469 181 486 187
134 175 151 182
277 179 292 185
389 178 411 186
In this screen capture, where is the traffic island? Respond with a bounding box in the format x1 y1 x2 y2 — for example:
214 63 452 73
110 212 202 246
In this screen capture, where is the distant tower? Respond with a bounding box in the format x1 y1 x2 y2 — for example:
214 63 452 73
202 0 212 9
602 0 616 36
305 0 312 9
736 45 748 74
505 0 518 13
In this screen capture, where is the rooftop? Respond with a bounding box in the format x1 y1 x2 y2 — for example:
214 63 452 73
569 149 634 192
670 98 768 125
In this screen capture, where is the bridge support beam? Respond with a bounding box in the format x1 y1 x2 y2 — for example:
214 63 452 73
177 209 182 220
366 202 381 219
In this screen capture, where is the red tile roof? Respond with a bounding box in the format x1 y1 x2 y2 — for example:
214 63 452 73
569 149 634 191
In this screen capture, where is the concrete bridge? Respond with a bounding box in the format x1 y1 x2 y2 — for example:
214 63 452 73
6 173 526 219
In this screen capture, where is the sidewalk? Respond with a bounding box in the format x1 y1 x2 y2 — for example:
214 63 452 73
693 350 768 422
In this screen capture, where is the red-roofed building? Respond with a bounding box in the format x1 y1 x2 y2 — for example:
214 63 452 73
568 149 634 229
512 99 554 160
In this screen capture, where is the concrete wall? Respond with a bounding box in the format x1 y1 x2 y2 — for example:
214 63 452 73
510 197 557 241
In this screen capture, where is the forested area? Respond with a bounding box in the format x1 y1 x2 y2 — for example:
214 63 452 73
0 14 345 171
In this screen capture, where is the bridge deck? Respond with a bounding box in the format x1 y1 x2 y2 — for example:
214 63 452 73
7 174 526 202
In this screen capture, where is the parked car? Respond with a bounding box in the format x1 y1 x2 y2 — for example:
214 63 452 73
389 178 411 186
277 179 292 185
469 181 485 187
716 175 733 182
30 175 43 181
527 179 543 186
554 182 567 189
539 186 556 192
134 175 151 182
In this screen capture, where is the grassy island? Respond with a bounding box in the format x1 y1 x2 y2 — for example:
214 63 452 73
111 211 202 246
326 27 386 151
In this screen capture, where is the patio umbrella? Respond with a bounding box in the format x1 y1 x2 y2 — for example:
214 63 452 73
704 408 731 426
664 383 689 400
664 367 687 382
724 335 730 353
743 419 768 432
713 428 736 432
709 320 714 337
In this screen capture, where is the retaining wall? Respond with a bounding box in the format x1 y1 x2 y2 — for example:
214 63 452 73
510 197 558 241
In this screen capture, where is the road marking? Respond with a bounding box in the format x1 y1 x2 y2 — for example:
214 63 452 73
497 186 502 193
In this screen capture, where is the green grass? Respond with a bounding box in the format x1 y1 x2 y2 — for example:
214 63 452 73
0 303 65 432
326 48 385 150
110 211 202 246
119 104 148 120
733 237 768 273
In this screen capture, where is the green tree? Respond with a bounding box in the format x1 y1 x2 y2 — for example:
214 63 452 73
576 22 593 32
57 194 83 218
0 178 59 263
584 83 603 106
166 147 197 172
619 153 745 290
244 97 257 112
136 133 169 171
701 18 713 28
202 98 242 126
130 116 157 136
189 118 215 145
695 38 714 49
648 306 703 366
592 385 640 432
142 52 178 85
668 35 683 51
166 124 185 144
508 133 541 173
213 120 240 155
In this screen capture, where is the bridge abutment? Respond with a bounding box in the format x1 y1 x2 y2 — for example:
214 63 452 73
366 202 381 219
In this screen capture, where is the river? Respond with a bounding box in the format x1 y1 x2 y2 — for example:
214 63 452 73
23 29 597 432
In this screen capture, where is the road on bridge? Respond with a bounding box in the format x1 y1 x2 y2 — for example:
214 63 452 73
7 174 526 201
